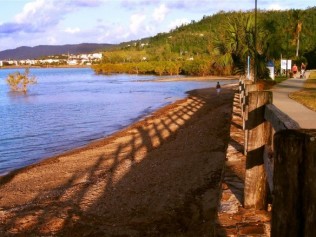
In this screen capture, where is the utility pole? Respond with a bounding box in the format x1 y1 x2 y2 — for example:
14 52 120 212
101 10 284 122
296 21 302 57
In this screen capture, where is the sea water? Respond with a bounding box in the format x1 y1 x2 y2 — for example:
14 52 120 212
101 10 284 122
0 67 236 175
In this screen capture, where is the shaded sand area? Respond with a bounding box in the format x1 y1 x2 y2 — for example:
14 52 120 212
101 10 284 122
0 85 236 236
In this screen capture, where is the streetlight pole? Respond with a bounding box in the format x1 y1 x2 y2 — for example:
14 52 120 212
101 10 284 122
254 0 257 83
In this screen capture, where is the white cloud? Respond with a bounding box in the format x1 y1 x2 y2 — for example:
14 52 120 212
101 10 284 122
7 0 105 35
168 18 190 30
64 27 81 34
267 4 283 10
15 0 45 23
14 0 61 27
129 13 146 34
152 3 169 22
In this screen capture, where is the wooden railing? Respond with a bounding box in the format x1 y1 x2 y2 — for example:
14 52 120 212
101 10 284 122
239 78 316 237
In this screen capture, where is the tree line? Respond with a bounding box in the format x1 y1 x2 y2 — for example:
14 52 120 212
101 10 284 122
93 7 316 78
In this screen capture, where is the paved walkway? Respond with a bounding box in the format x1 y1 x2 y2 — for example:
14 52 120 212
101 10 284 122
270 71 316 129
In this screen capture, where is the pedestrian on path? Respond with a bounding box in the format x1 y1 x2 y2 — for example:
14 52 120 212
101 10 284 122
300 62 306 78
216 82 221 95
292 64 298 77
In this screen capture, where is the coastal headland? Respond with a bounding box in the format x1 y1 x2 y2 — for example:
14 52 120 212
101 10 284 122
0 84 236 236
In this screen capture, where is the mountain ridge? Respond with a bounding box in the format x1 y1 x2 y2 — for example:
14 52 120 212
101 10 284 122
0 43 116 60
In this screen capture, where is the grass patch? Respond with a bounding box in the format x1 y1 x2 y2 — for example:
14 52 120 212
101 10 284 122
289 71 316 112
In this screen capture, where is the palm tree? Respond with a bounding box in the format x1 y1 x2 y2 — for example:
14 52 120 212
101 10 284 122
212 13 270 79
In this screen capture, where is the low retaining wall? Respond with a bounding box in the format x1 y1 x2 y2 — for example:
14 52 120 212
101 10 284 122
239 78 316 237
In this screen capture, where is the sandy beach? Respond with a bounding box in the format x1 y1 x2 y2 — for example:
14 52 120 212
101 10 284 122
0 84 236 236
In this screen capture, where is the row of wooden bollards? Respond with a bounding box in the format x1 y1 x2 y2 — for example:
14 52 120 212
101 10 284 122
239 78 316 237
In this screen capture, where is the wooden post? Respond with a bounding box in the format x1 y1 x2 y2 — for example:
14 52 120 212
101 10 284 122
244 91 272 209
240 80 253 105
243 84 262 156
242 84 261 130
263 104 300 192
271 129 316 237
238 75 247 93
239 78 243 93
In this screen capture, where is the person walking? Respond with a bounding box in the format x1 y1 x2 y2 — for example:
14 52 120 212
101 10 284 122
216 82 221 95
292 64 298 77
300 62 306 78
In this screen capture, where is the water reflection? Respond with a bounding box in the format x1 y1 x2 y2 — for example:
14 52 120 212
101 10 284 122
7 91 38 103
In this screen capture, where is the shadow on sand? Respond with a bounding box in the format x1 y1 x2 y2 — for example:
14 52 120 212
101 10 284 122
0 87 236 236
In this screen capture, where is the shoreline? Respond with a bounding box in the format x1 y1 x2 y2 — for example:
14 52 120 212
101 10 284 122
0 68 236 177
0 96 189 179
0 84 237 236
0 83 236 178
0 65 91 70
1 65 239 81
154 75 239 82
135 75 239 82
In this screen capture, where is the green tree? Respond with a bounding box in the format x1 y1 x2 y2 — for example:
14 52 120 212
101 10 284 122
6 68 37 92
213 13 270 79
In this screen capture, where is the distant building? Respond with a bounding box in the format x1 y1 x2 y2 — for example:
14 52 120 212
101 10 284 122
7 60 18 65
67 60 78 65
92 53 102 59
19 59 37 65
0 61 3 67
80 54 89 60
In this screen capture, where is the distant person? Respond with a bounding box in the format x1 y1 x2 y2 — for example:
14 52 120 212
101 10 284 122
300 62 306 78
216 82 221 95
292 64 298 76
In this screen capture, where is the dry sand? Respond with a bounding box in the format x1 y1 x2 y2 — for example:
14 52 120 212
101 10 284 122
0 85 237 236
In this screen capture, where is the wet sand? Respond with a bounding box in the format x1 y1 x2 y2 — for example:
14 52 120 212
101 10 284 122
0 85 237 236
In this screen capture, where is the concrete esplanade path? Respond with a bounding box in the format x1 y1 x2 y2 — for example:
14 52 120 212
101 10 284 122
270 70 316 129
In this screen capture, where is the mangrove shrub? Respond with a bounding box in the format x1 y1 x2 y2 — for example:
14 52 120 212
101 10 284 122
6 68 37 92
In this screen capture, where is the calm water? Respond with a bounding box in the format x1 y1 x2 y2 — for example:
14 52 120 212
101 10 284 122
0 68 236 175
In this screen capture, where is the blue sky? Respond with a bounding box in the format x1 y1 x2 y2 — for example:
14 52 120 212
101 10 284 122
0 0 314 51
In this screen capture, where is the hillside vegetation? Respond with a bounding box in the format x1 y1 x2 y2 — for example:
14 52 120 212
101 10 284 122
93 8 316 78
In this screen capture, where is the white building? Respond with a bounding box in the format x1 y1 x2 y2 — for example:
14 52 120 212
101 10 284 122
92 53 102 59
40 59 60 64
7 60 18 65
67 59 78 65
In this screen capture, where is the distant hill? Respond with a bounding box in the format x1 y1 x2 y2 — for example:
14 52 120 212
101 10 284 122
0 43 116 60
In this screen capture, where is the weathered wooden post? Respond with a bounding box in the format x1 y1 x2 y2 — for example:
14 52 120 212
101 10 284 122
240 80 253 105
244 91 272 209
239 77 243 93
242 84 262 130
263 105 300 192
271 129 316 237
243 84 263 156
